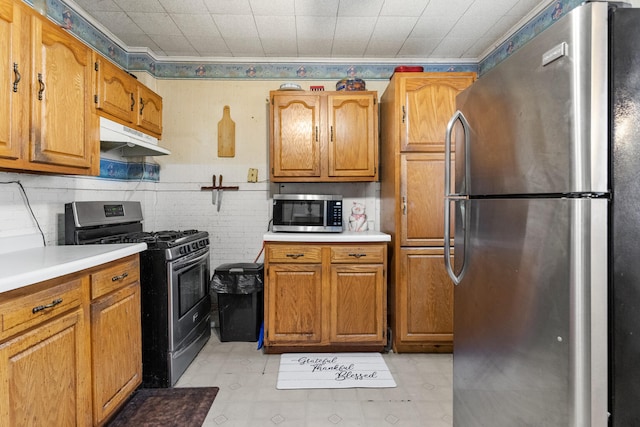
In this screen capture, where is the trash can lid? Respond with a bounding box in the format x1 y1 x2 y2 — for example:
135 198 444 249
214 262 264 274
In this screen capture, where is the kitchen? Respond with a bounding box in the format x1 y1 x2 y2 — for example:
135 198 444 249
2 0 640 425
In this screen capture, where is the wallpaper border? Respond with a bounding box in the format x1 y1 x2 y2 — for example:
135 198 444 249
27 0 584 80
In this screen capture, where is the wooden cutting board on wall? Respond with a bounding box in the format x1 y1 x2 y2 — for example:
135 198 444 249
218 105 235 157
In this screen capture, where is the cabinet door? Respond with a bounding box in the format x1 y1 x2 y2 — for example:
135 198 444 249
401 153 453 246
270 94 321 179
0 309 91 427
329 264 385 344
137 83 162 137
400 74 475 152
95 55 136 124
398 248 453 346
0 0 27 162
265 264 323 344
327 93 377 178
91 281 142 425
30 16 97 171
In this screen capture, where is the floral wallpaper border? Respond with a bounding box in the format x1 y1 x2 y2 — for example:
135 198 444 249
30 0 584 80
28 0 583 181
479 0 585 75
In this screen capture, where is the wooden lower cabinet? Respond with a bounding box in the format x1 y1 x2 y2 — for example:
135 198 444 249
0 309 89 426
90 256 142 426
264 242 387 353
389 247 454 353
0 274 92 427
266 263 323 344
0 254 142 427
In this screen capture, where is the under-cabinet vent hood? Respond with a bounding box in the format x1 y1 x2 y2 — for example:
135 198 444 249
99 117 170 157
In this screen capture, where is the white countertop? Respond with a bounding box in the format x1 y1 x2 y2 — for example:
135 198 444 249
263 231 391 243
0 243 147 294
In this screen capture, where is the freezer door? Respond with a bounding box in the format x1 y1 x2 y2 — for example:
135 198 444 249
454 2 608 197
453 197 608 427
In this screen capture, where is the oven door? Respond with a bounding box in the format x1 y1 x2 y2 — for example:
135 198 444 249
168 247 211 351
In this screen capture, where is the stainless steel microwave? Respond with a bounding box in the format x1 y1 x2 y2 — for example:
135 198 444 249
272 194 343 232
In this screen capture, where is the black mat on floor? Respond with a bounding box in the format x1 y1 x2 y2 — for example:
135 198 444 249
107 387 219 427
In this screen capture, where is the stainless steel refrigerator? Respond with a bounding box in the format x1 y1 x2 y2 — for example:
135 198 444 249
444 2 640 425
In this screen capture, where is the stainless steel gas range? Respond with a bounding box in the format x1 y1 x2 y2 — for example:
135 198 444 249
65 201 211 388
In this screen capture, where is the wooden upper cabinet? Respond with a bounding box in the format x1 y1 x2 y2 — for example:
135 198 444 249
397 73 476 152
327 93 377 178
94 55 136 124
94 52 163 139
30 14 97 171
270 90 378 182
270 93 321 178
0 0 26 162
137 83 163 137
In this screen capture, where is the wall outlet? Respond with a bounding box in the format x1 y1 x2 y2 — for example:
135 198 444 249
247 168 258 182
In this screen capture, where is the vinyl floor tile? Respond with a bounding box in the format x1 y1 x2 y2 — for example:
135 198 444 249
177 329 453 426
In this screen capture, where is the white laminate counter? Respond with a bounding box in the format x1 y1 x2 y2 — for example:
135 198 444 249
0 243 147 294
263 231 391 243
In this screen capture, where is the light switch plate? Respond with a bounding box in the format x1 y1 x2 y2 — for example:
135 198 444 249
247 168 258 182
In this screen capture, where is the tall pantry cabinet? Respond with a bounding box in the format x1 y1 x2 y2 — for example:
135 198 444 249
380 72 476 353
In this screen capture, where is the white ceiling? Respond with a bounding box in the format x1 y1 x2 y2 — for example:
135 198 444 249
65 0 638 61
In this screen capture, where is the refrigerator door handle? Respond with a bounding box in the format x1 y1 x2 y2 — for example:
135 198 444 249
444 109 469 198
444 110 470 285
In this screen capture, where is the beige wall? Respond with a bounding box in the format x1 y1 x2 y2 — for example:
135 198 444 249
154 78 389 184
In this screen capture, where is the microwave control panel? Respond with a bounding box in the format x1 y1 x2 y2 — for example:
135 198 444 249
328 200 342 226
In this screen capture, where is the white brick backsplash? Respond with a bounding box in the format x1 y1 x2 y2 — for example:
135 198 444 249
0 171 381 271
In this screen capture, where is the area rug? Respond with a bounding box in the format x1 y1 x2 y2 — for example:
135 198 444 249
277 353 396 389
106 387 219 427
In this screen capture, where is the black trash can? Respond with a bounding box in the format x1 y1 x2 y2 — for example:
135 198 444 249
211 263 264 342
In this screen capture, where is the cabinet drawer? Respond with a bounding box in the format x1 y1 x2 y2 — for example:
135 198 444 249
90 256 140 300
0 277 84 341
331 245 385 263
267 245 322 263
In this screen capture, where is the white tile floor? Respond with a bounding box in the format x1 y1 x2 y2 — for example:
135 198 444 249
176 329 453 427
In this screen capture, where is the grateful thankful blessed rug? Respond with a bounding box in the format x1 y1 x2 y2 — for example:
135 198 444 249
276 353 396 389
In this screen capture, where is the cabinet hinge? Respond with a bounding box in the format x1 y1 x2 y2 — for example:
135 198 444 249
94 94 98 104
374 98 377 105
94 62 99 71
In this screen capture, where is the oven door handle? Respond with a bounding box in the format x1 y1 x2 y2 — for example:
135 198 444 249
172 248 210 272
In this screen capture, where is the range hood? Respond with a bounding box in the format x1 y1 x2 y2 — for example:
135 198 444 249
99 117 171 157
